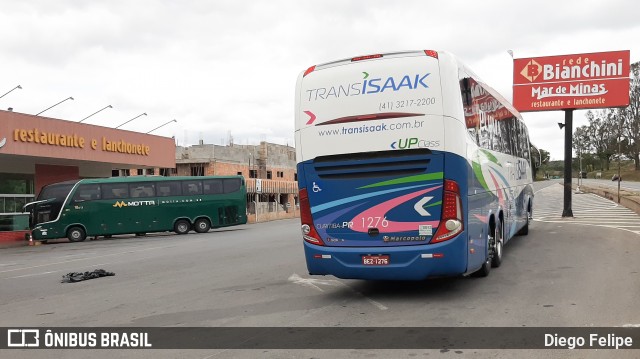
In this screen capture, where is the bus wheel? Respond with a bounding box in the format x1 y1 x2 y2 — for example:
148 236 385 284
518 206 530 236
491 221 503 268
472 255 491 277
174 219 191 235
194 218 211 233
67 227 86 242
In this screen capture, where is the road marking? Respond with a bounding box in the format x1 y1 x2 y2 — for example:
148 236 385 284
288 273 333 292
534 184 640 236
622 324 640 327
288 273 388 310
0 244 176 274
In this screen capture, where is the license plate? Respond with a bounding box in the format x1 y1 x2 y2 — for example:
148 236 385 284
362 255 390 266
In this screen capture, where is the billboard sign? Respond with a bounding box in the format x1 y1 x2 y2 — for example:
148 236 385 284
513 50 630 112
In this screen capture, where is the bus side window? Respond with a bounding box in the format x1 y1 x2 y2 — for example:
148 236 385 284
129 183 155 198
203 179 223 194
72 184 101 202
102 183 129 200
182 180 202 195
223 179 241 193
156 182 182 197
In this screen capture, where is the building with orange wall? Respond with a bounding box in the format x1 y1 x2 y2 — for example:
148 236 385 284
0 109 176 244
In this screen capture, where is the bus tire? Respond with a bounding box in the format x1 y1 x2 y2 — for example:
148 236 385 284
472 255 491 277
67 226 86 242
518 204 530 236
174 219 191 235
194 218 211 233
491 221 503 268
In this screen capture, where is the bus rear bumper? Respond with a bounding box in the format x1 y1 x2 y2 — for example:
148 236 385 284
303 239 467 281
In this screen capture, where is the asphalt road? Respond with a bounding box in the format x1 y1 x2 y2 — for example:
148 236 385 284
1 181 639 358
578 178 640 194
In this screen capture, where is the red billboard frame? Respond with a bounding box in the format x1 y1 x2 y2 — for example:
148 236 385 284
513 50 630 112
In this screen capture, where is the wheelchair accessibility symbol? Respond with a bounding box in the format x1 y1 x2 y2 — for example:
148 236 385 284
312 182 322 193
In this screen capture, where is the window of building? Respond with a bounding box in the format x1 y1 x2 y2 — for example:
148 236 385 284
137 169 144 176
111 170 120 177
190 164 205 176
249 169 257 179
267 171 272 179
237 171 242 176
121 169 130 177
294 173 298 181
277 171 284 178
147 168 155 175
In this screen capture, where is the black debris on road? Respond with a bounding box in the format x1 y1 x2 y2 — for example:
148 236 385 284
61 269 115 283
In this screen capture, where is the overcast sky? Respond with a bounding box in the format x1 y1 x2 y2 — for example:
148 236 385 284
0 0 638 160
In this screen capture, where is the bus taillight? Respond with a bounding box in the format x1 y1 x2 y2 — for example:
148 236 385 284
351 54 383 62
303 65 316 77
431 179 463 243
424 50 438 59
299 188 324 246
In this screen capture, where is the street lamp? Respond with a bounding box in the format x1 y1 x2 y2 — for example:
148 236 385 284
146 119 177 134
115 112 147 129
0 85 22 100
79 105 113 123
36 96 74 116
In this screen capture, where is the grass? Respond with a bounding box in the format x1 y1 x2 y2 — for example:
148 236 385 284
537 160 640 181
583 160 640 181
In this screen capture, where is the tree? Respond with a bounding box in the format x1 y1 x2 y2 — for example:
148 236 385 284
618 61 640 169
585 109 617 170
539 148 550 165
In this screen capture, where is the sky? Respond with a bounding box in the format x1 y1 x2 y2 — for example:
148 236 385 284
0 0 638 160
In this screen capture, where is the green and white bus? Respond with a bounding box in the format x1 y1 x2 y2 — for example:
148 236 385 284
25 175 247 242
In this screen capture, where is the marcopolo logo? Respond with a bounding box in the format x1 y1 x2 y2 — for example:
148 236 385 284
113 200 156 208
305 72 431 101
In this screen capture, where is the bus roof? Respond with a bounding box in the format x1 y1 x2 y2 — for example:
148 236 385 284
76 175 243 185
